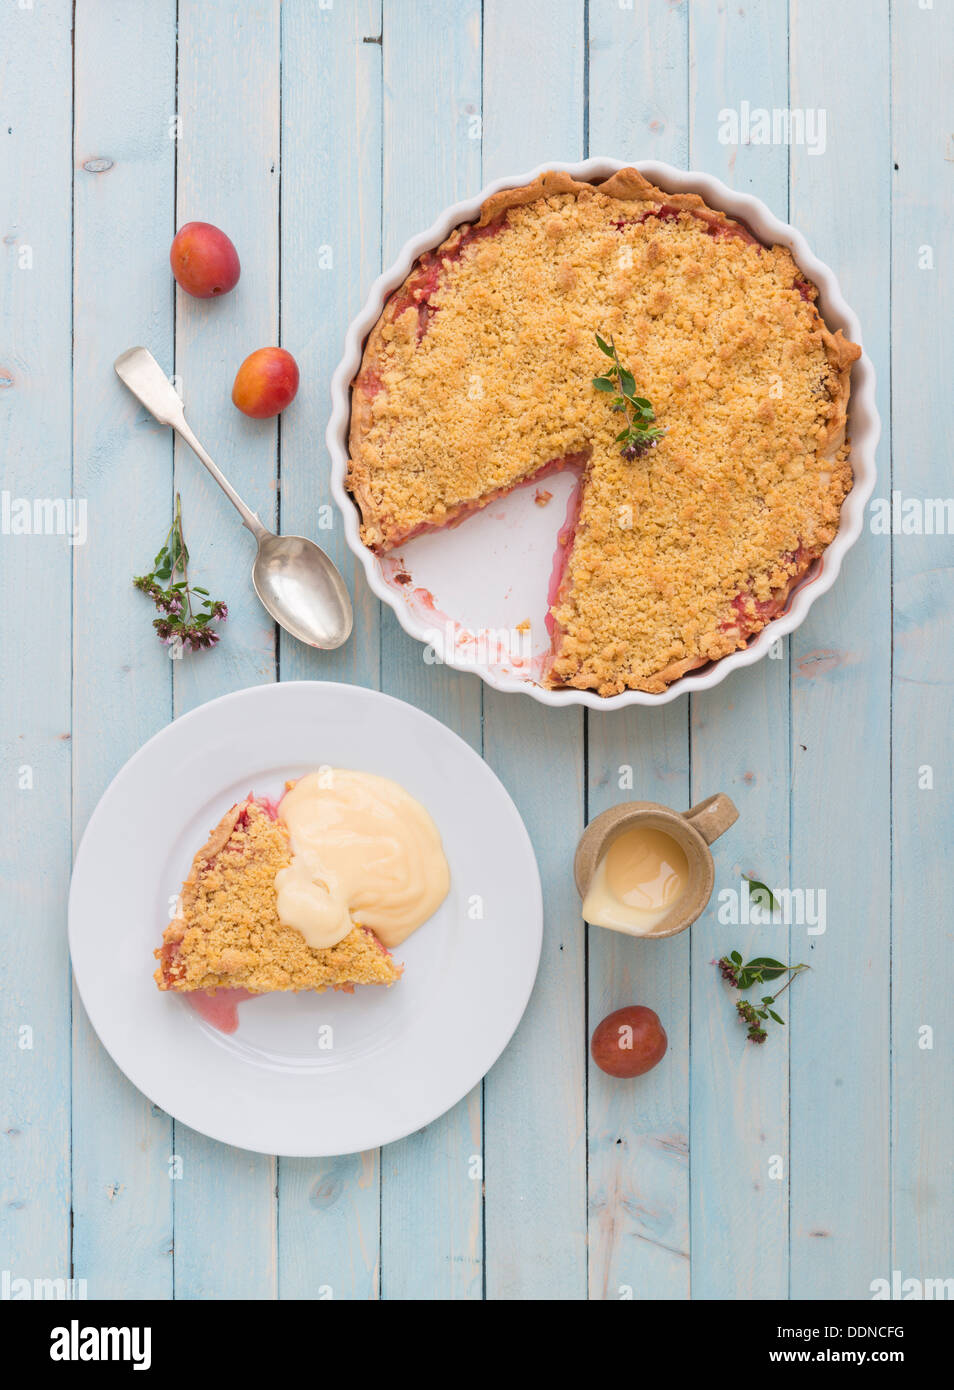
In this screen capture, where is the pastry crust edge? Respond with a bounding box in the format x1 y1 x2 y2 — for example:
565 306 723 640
154 802 249 991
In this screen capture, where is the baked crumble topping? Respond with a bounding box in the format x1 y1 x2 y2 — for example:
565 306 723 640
348 168 861 695
154 800 402 994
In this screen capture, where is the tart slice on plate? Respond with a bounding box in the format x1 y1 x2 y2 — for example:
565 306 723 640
155 796 402 996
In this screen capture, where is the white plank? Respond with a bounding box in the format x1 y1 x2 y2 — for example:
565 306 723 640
687 0 791 1300
377 0 485 1301
170 0 282 1297
586 0 692 1302
587 708 692 1298
889 0 954 1289
788 0 892 1297
0 0 74 1288
279 0 383 691
481 0 588 1300
277 0 384 1301
70 0 178 1299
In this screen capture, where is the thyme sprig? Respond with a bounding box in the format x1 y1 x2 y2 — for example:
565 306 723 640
717 952 810 1044
592 333 666 459
134 492 227 657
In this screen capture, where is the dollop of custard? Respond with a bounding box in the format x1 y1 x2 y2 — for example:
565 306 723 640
274 770 450 949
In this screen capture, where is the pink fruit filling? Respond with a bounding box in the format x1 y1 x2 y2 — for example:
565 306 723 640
188 988 257 1035
235 794 280 829
719 546 816 638
361 367 385 400
544 466 587 639
386 216 507 340
380 450 590 551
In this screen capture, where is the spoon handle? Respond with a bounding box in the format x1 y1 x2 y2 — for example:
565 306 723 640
173 416 267 540
114 346 267 541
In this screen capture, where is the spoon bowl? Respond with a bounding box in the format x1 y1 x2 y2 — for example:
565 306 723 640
252 532 353 649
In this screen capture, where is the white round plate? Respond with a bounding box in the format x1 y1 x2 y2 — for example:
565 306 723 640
327 157 880 709
69 682 543 1156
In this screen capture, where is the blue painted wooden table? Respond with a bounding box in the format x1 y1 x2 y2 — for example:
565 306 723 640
2 0 951 1301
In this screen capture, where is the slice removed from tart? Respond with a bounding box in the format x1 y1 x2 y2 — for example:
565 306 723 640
155 796 402 996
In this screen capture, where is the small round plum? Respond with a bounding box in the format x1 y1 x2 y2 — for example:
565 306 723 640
231 347 300 419
169 222 240 298
590 1005 668 1078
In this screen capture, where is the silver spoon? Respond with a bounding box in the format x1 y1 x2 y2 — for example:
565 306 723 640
114 346 353 650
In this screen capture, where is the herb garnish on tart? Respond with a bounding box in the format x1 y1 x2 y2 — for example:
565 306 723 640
591 333 666 458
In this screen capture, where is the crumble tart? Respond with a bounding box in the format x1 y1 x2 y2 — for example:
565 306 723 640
154 797 402 995
347 167 861 695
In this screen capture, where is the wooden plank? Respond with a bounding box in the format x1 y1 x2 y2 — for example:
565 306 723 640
0 0 74 1288
788 0 892 1298
586 0 692 1303
277 0 384 1302
480 0 588 1301
278 1150 379 1301
170 0 282 1299
377 0 485 1302
70 0 177 1299
687 0 791 1300
279 0 382 692
589 0 689 167
889 0 954 1291
586 707 692 1299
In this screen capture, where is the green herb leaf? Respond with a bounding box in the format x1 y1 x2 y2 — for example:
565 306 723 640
716 952 810 1045
593 333 667 459
134 494 227 660
745 877 780 912
746 956 787 981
